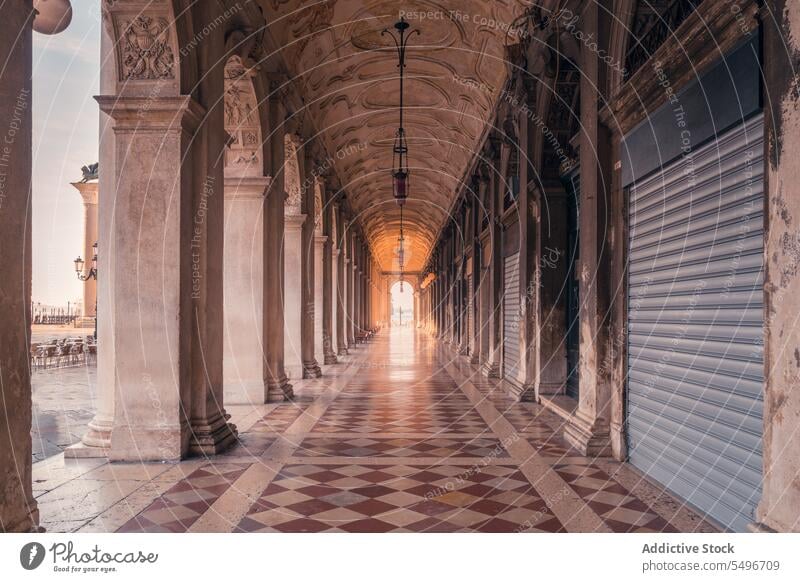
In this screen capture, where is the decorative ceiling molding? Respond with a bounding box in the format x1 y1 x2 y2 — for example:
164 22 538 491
259 0 532 271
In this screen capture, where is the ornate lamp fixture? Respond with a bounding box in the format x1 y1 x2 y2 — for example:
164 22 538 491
74 241 98 339
383 17 419 292
74 241 98 282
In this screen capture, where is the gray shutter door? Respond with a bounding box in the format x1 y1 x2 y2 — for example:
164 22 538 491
627 114 764 532
503 253 520 382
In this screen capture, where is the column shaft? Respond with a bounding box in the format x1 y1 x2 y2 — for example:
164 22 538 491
0 0 37 530
754 0 800 532
564 2 613 456
263 90 292 401
284 213 306 379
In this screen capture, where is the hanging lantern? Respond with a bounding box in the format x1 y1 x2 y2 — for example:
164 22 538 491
393 169 408 204
383 18 418 207
383 17 419 289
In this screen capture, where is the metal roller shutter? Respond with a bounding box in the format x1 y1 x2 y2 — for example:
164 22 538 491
627 114 764 532
503 253 520 383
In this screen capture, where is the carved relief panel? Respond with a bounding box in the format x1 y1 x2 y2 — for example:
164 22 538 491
284 134 303 215
103 0 179 96
314 178 325 234
224 56 262 177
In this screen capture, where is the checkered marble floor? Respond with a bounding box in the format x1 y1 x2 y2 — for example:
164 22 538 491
33 329 718 533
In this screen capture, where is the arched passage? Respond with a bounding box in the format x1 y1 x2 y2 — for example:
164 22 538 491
390 280 414 327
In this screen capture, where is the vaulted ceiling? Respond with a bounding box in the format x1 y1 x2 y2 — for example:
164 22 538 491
259 0 531 271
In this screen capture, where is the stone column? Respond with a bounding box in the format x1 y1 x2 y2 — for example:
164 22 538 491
0 0 37 531
71 181 98 318
347 233 356 346
440 241 449 339
362 259 369 332
300 154 321 379
441 266 447 339
66 18 116 458
362 254 369 332
426 286 432 332
469 183 481 364
436 263 443 336
354 248 361 337
325 239 339 363
96 94 206 461
483 150 503 378
459 208 470 355
222 177 268 403
186 0 237 457
564 1 613 456
354 258 362 339
263 80 292 401
514 100 539 401
452 239 459 345
337 217 348 355
753 0 800 533
432 274 438 334
443 238 452 342
284 212 305 380
314 232 327 366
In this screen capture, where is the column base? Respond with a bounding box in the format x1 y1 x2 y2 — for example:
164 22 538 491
324 353 338 365
535 381 564 397
563 411 612 457
109 424 188 462
188 413 238 456
4 506 40 533
303 361 322 379
610 421 627 461
285 363 303 380
505 381 536 402
458 345 469 356
337 347 349 356
481 361 500 378
266 375 294 402
64 442 110 459
65 416 113 458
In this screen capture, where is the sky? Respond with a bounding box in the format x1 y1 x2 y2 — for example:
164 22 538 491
31 2 101 307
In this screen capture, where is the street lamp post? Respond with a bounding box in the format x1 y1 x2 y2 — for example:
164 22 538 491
74 241 98 339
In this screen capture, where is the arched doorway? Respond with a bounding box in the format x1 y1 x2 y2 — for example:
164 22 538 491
390 280 414 327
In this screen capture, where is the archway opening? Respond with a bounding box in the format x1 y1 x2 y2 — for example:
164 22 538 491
390 280 414 327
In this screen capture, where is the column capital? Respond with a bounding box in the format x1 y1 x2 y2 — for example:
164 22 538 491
225 176 271 200
71 181 98 205
285 213 307 230
95 95 205 133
